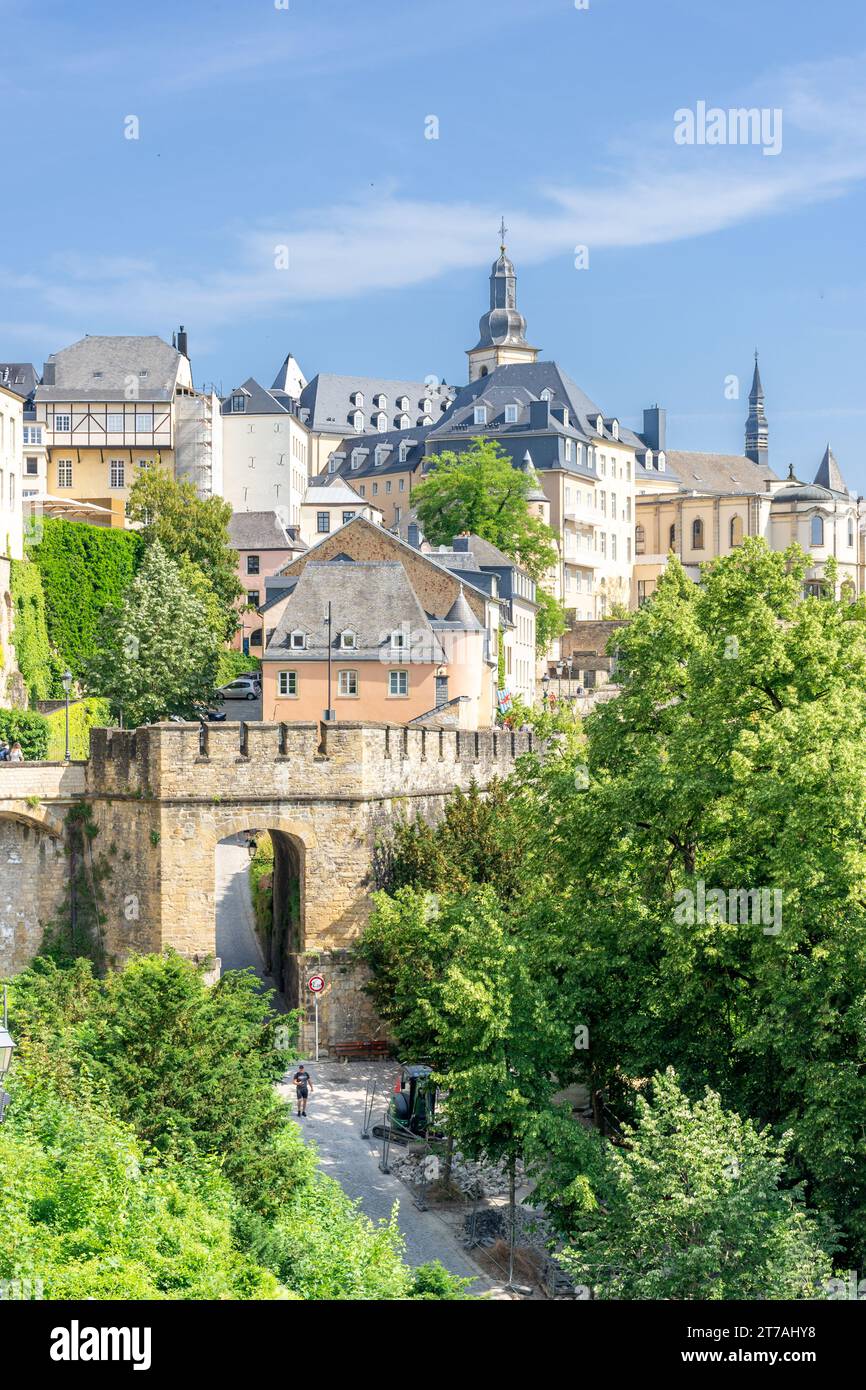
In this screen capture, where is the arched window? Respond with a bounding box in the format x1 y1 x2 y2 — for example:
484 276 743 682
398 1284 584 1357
635 524 646 555
692 517 704 550
729 514 743 547
479 366 489 377
810 515 824 547
669 523 676 550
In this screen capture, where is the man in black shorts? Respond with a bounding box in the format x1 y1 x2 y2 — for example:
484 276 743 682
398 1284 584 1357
292 1064 313 1117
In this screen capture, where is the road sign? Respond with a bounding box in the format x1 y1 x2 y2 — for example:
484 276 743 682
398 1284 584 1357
308 974 325 994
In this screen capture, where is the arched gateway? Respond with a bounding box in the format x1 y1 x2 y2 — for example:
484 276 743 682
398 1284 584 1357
1 721 536 1053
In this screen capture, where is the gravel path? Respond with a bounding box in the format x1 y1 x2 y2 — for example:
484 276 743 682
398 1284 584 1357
277 1061 493 1291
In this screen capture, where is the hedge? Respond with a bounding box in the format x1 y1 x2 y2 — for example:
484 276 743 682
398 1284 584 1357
0 708 49 760
9 558 59 702
30 518 143 679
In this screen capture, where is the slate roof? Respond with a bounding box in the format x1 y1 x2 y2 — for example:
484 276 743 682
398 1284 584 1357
298 373 456 435
221 378 293 416
0 362 39 400
37 336 185 402
659 451 779 495
264 560 446 663
428 361 610 445
303 480 373 507
228 510 301 552
813 444 849 495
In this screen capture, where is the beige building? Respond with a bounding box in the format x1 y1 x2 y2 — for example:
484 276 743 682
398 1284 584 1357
33 329 214 525
298 480 383 547
634 447 860 602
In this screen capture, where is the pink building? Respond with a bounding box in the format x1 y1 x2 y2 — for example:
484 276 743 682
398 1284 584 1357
261 559 493 728
228 510 306 655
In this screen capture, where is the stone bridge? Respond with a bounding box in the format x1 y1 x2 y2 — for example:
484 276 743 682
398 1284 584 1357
0 721 536 1050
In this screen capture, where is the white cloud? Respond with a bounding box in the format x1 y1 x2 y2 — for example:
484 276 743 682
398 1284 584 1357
9 49 866 345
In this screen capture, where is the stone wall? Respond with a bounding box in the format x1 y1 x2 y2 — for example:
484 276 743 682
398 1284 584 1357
2 721 538 1052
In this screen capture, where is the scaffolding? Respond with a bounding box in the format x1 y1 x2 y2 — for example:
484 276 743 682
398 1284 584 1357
174 386 220 498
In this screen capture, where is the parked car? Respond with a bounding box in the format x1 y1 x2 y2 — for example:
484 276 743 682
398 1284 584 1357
217 677 260 701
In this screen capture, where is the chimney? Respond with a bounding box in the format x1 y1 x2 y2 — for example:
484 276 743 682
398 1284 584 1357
453 534 471 552
643 405 666 452
177 325 189 358
407 521 422 549
529 399 551 430
42 360 55 385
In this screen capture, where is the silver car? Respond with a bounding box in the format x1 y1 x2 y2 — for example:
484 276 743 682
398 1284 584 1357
217 677 260 701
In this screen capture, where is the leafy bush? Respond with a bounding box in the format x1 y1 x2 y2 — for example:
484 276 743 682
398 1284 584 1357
0 708 49 759
218 648 261 684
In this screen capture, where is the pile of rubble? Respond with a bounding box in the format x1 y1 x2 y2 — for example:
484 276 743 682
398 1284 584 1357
388 1147 524 1197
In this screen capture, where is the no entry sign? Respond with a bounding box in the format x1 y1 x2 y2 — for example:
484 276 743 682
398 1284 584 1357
308 974 325 994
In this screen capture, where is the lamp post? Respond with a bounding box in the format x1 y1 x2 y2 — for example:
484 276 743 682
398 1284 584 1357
541 672 551 708
0 987 15 1124
556 660 565 702
61 669 73 761
323 602 335 723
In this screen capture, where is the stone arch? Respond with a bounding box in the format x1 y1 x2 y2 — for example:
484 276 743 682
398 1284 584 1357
0 808 68 976
0 805 67 840
210 814 317 1001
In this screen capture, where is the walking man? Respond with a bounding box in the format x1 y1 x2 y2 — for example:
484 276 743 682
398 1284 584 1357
292 1063 313 1118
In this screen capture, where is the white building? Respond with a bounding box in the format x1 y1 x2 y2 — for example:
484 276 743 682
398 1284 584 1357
221 376 311 526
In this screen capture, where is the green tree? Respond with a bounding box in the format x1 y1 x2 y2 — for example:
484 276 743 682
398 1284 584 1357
554 1070 834 1300
412 438 557 585
127 468 243 638
83 541 222 725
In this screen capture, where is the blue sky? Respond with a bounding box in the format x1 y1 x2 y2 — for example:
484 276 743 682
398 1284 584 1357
3 0 866 485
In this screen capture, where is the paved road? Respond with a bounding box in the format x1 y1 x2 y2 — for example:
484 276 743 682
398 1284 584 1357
218 693 262 722
215 833 286 1009
278 1061 493 1291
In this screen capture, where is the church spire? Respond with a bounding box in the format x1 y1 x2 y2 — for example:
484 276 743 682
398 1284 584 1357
466 224 540 383
745 350 769 467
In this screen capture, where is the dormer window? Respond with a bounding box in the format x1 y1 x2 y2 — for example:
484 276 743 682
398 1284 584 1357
352 411 364 432
351 391 364 407
373 393 387 409
420 415 432 427
375 444 389 466
340 629 357 650
540 388 553 402
645 450 654 469
230 392 246 413
657 451 666 471
421 397 431 413
397 395 409 411
398 413 410 430
474 405 488 426
596 415 604 434
374 412 387 431
505 403 518 423
290 630 306 650
399 441 410 463
565 439 573 462
328 456 338 473
390 627 407 652
351 448 364 470
611 419 619 440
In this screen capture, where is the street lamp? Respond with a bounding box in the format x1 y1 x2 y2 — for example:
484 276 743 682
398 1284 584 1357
323 602 335 723
0 987 15 1124
541 672 551 707
556 660 565 701
61 669 73 761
